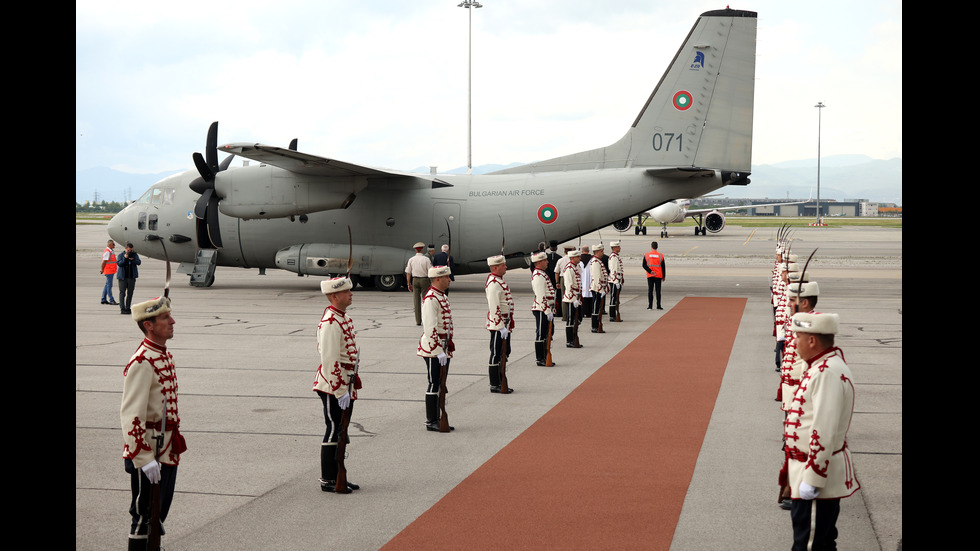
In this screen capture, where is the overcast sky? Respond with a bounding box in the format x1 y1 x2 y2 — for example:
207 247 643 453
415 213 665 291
76 1 902 175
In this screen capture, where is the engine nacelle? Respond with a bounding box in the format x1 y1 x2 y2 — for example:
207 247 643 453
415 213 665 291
612 217 633 232
215 166 367 219
704 211 726 233
275 243 414 277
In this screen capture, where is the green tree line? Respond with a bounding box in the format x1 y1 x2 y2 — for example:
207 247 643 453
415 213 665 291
76 200 127 214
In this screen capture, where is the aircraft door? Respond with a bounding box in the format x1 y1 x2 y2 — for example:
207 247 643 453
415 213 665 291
432 203 461 261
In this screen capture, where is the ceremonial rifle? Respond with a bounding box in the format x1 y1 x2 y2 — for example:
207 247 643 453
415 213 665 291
497 215 510 393
597 231 605 333
142 234 171 551
545 314 554 366
147 396 165 551
336 227 357 493
335 353 358 494
439 351 450 433
499 329 510 393
539 225 555 366
438 217 453 432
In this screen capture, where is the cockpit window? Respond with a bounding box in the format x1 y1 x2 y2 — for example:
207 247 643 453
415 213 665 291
136 187 174 205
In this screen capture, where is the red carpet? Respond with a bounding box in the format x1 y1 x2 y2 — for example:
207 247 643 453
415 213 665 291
383 297 746 550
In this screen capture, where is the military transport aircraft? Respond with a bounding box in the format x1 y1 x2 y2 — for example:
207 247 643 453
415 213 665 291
614 197 807 238
108 8 758 290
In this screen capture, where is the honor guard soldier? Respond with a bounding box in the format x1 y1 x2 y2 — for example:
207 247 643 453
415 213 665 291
561 248 584 348
554 246 576 321
771 246 784 316
779 281 820 411
773 262 792 370
313 277 362 493
588 244 609 333
776 280 819 510
530 251 557 366
485 255 515 393
783 312 859 551
418 266 454 430
607 241 624 321
121 296 187 550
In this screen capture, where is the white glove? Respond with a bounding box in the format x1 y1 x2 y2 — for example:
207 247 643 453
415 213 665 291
601 292 606 298
437 352 448 366
338 392 351 410
500 327 509 339
141 460 161 484
546 312 553 322
616 283 621 290
799 482 820 500
573 300 580 308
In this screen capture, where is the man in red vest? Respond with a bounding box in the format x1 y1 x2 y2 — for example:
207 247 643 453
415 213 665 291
642 241 666 310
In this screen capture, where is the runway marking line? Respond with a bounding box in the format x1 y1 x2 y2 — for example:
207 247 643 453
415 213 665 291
382 296 746 550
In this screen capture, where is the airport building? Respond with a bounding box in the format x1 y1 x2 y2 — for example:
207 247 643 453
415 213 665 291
689 197 900 217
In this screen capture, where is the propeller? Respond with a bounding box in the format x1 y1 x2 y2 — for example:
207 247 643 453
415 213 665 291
188 122 234 249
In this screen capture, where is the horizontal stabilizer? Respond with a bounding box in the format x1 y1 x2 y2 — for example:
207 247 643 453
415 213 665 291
645 167 717 179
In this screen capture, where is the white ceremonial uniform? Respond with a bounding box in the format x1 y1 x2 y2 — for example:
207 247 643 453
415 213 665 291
784 347 859 499
314 305 358 399
485 273 514 331
419 286 453 359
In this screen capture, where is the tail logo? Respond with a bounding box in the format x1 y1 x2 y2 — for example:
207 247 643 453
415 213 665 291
672 90 693 111
537 203 558 224
690 51 705 70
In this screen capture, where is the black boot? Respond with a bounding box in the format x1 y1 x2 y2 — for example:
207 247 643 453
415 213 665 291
534 341 546 365
425 394 439 431
320 444 337 491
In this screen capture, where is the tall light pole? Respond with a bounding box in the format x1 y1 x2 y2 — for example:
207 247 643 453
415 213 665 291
814 101 825 225
458 0 482 174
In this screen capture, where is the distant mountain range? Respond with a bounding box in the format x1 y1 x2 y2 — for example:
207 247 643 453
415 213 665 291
76 154 901 205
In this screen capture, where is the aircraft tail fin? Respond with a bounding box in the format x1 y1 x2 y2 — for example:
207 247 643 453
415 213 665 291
494 9 756 175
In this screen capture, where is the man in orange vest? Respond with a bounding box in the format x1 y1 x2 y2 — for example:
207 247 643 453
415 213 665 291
642 241 666 310
100 239 118 305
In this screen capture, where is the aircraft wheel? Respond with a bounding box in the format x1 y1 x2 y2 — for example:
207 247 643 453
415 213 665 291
641 226 647 235
374 274 405 292
634 226 640 235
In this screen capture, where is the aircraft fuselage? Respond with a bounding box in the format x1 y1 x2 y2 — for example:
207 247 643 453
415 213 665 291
108 164 726 279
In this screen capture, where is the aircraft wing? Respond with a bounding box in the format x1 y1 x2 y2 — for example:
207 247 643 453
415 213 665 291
684 199 806 216
219 142 409 178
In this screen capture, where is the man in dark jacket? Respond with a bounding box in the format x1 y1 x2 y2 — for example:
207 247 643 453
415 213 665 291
116 242 141 315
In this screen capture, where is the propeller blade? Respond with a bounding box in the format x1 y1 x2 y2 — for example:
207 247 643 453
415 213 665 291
194 188 213 220
205 121 218 173
192 152 214 185
218 154 235 171
206 193 223 248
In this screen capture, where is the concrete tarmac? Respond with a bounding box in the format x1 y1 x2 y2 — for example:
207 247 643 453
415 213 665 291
76 221 901 550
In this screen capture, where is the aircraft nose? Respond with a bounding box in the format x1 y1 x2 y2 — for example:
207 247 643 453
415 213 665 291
107 209 127 244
